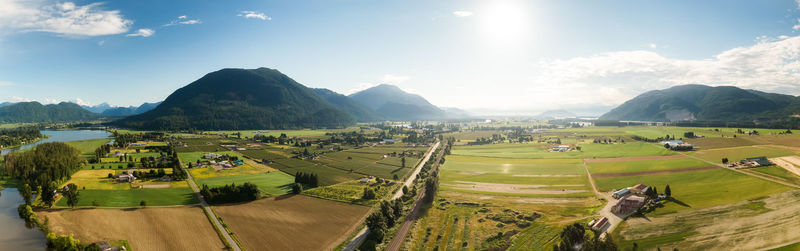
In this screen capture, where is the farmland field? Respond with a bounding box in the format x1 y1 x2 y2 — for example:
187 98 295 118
196 171 294 195
39 206 226 250
55 188 198 207
586 157 710 174
594 168 791 215
214 195 370 251
65 138 111 156
690 145 797 163
452 141 674 159
302 178 398 205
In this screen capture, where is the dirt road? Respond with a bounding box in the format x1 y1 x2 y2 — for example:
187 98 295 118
582 160 623 239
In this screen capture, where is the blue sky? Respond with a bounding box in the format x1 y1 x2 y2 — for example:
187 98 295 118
2 0 800 115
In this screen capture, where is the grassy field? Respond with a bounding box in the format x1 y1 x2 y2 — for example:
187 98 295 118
55 188 198 207
39 206 226 250
690 145 797 163
594 168 791 215
452 142 674 159
196 172 295 195
65 138 112 156
750 166 800 185
302 179 398 205
214 195 370 251
240 149 363 186
586 157 710 174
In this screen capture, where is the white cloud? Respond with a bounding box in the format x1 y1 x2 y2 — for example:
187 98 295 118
0 81 13 86
126 28 154 37
0 0 132 37
381 74 410 84
10 96 32 102
452 11 473 17
72 98 90 106
238 11 271 21
793 18 800 30
648 43 657 49
344 83 378 95
164 15 202 26
525 35 800 107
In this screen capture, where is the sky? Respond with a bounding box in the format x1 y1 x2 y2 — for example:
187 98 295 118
1 0 800 115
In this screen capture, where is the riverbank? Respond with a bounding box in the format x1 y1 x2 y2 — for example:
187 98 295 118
0 135 50 152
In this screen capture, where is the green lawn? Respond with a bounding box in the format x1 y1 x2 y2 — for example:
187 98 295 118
587 157 710 174
594 168 792 215
196 172 295 195
452 142 674 159
65 138 112 155
56 188 198 207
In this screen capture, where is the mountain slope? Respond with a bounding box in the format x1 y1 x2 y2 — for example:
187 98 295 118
600 84 800 122
311 88 384 122
81 103 114 113
349 84 445 121
112 68 355 130
0 102 101 123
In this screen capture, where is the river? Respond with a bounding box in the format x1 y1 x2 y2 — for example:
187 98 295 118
0 130 111 250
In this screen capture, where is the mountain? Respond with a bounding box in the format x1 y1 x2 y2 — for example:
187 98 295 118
112 68 355 130
0 102 101 123
0 102 13 108
349 84 445 121
101 102 162 117
441 107 472 119
536 109 577 119
81 103 114 113
311 88 384 122
599 84 800 122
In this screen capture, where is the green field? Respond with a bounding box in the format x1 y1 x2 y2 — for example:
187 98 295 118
690 145 797 163
594 168 792 215
751 166 800 185
65 138 112 155
302 179 398 205
452 142 674 159
772 242 800 251
587 157 710 174
196 172 295 195
55 188 198 207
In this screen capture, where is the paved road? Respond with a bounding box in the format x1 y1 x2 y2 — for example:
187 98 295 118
386 141 446 251
180 160 242 251
343 141 440 251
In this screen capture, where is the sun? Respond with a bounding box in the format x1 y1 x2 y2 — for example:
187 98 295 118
478 0 531 47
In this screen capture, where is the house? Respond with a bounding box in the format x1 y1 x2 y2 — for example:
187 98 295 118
382 139 400 144
660 140 696 150
232 160 244 166
551 145 571 152
95 241 114 251
612 195 646 215
158 176 173 182
117 174 135 183
204 153 222 159
739 157 772 167
612 188 630 199
359 177 371 183
629 184 648 194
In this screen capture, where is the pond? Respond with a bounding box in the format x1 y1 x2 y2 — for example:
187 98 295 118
0 130 112 250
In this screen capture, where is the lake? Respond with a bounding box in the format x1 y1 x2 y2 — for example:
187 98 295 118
0 130 111 250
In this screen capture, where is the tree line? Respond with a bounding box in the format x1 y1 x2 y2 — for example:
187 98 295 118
200 182 261 204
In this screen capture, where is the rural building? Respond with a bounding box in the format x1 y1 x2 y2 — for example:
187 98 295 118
117 174 135 183
233 160 244 166
204 153 223 159
612 195 646 215
158 176 173 182
739 157 772 167
589 217 609 231
94 241 115 251
660 140 696 150
629 184 649 194
360 177 371 183
551 145 571 152
612 188 630 199
382 139 401 144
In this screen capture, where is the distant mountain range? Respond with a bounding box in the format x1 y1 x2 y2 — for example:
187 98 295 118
311 88 384 122
93 102 162 116
0 102 101 123
600 84 800 122
536 109 577 119
112 68 356 130
348 84 447 121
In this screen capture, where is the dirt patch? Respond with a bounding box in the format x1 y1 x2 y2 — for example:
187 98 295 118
584 155 686 163
620 190 800 250
38 206 225 251
592 166 719 178
214 195 370 251
444 181 587 194
770 156 800 177
512 174 579 177
139 184 170 189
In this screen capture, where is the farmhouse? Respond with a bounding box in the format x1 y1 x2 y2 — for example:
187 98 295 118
660 140 696 150
629 184 649 194
612 195 646 215
550 145 571 152
739 157 772 167
588 217 609 231
117 173 136 183
204 153 223 159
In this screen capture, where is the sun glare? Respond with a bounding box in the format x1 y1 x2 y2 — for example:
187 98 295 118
478 0 530 47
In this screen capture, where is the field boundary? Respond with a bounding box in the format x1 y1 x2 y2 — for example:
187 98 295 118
591 166 720 178
585 155 687 163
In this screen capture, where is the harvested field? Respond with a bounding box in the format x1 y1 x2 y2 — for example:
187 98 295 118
616 190 800 250
591 166 719 178
444 181 587 194
213 195 370 251
38 206 225 251
771 156 800 177
584 155 687 163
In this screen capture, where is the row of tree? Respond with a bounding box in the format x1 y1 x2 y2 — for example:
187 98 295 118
294 172 319 187
200 182 261 204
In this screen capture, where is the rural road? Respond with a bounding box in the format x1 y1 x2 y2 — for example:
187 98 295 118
386 141 446 251
582 160 623 239
180 160 242 251
343 140 440 251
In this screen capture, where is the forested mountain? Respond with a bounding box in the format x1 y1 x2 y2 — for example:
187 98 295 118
349 84 446 121
600 84 800 122
0 102 101 123
112 68 355 130
101 102 162 116
311 88 384 122
81 103 114 113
